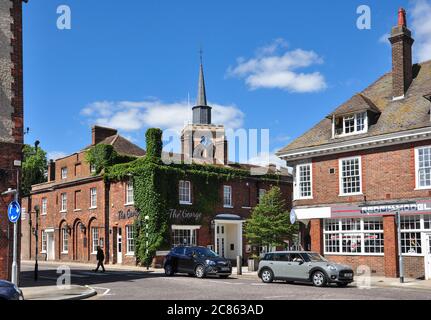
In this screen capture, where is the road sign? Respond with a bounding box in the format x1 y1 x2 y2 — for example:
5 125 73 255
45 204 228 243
8 201 21 223
290 209 296 224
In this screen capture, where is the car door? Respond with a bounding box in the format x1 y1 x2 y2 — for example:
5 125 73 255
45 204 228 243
178 247 195 273
287 253 311 280
271 253 290 278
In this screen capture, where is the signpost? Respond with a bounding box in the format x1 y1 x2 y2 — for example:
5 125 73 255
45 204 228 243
7 200 20 285
395 210 404 283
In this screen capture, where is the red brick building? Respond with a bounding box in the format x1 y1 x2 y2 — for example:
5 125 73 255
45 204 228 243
0 0 24 281
22 64 292 267
277 9 431 279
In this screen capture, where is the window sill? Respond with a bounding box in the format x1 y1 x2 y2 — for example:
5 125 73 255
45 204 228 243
294 197 313 201
40 251 47 254
414 187 431 191
74 209 82 212
41 213 47 216
223 205 234 209
241 207 251 209
125 253 135 257
338 193 363 197
60 211 67 214
179 201 192 206
124 203 135 207
61 252 68 255
89 207 97 210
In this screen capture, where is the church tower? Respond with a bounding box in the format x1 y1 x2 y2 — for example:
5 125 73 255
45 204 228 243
181 59 228 165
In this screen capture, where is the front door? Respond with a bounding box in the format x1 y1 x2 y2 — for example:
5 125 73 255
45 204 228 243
216 225 226 258
425 233 431 280
46 232 55 261
117 228 123 264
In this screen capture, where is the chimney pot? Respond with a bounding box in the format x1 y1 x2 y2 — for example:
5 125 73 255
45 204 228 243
398 8 407 27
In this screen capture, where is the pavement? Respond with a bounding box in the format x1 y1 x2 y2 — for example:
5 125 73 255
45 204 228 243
18 260 431 300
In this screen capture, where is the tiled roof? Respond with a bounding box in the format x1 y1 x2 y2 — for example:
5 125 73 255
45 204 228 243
326 93 381 118
83 135 146 157
277 60 431 155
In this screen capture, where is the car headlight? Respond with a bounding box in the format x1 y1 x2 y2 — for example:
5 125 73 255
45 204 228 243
329 265 337 271
206 260 216 266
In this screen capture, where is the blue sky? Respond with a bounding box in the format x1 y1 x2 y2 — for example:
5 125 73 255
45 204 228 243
22 0 431 165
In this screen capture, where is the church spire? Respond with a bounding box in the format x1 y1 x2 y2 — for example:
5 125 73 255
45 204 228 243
192 51 212 125
197 61 207 106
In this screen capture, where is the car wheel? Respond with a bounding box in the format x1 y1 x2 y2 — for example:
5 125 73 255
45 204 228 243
164 264 174 276
312 271 327 287
195 265 206 279
260 269 274 283
336 282 349 288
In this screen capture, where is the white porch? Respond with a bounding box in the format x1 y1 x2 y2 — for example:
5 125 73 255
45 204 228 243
214 214 244 260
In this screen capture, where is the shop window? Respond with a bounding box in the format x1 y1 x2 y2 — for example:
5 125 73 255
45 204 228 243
401 232 422 254
401 215 421 230
172 227 197 246
323 218 383 255
424 215 431 230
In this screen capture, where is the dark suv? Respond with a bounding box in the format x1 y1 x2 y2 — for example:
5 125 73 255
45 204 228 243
164 246 232 278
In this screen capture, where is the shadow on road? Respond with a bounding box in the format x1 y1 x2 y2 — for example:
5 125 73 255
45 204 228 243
20 268 166 288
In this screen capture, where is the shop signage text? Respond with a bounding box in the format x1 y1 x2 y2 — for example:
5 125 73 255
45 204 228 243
118 209 139 220
169 209 202 221
360 202 431 215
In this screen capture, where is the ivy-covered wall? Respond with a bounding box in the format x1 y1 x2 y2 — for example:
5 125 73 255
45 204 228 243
103 128 286 266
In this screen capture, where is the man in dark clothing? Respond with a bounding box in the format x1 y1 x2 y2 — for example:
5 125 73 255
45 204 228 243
94 246 106 272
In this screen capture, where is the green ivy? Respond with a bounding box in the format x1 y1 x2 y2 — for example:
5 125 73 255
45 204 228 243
85 144 135 175
104 128 286 267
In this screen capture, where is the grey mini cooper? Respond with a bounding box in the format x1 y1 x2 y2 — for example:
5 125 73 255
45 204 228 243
258 251 354 287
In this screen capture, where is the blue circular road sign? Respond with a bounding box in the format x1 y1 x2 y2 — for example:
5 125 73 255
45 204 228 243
8 201 21 223
290 210 296 224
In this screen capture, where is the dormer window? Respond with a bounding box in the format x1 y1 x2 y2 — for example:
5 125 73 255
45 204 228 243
333 112 368 137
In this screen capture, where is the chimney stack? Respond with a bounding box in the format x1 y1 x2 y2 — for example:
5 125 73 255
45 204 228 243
91 125 118 145
389 8 414 100
47 159 56 182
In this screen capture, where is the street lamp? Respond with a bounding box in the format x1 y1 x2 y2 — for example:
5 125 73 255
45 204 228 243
395 210 404 283
144 215 149 270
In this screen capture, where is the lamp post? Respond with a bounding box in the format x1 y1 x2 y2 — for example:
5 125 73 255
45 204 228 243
145 215 149 270
33 204 40 281
395 210 404 283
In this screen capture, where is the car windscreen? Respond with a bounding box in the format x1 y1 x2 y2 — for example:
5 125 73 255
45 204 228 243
194 248 219 258
302 252 328 262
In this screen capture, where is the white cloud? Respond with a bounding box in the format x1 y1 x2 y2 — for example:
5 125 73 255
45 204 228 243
80 99 245 133
410 0 431 62
47 151 67 160
227 39 327 93
378 33 390 45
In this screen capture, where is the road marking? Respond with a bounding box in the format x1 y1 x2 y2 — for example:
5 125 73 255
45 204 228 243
89 286 113 296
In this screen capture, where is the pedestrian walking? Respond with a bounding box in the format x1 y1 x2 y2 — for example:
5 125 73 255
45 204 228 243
94 246 106 272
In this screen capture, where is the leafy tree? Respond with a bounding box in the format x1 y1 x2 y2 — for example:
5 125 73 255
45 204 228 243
22 144 48 196
244 186 298 252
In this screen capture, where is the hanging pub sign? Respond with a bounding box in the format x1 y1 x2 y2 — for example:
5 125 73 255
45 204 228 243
331 200 431 218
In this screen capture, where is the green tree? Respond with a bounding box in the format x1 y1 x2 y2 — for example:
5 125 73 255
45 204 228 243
22 144 48 196
244 186 298 252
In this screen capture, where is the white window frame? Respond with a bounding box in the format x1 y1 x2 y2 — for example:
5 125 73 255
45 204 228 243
334 112 368 137
171 225 200 247
323 218 384 256
61 228 69 253
339 156 363 196
415 146 431 190
400 215 431 256
258 189 266 202
294 163 313 200
91 227 99 254
41 230 47 253
125 180 134 205
90 163 97 174
41 198 47 215
223 185 233 208
179 180 192 205
60 193 67 212
61 167 68 180
126 225 135 255
90 187 97 209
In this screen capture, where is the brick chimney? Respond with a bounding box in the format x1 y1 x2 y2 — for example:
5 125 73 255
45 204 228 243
91 125 118 145
389 8 414 100
47 159 56 182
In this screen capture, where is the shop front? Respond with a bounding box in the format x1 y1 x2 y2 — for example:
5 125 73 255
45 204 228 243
296 200 431 279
